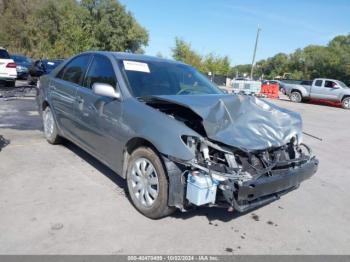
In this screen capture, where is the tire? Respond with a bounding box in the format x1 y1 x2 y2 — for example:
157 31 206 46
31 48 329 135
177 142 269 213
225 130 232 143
27 75 35 86
290 91 302 103
280 87 286 95
42 106 61 144
342 97 350 109
126 147 175 219
6 80 15 88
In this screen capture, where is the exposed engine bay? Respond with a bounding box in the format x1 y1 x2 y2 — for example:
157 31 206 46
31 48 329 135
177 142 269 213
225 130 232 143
179 135 317 211
143 95 319 212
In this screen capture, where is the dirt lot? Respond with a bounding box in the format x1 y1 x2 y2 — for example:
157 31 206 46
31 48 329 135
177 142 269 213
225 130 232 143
0 83 350 255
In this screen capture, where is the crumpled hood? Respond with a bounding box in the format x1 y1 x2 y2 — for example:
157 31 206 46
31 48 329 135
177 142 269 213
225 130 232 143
148 94 303 151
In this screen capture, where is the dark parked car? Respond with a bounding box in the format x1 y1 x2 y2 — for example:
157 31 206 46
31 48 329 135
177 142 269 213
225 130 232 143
37 52 318 218
28 59 63 85
11 54 32 80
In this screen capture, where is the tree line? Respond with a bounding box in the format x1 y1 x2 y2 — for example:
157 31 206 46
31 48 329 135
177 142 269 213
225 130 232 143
171 38 231 77
171 34 350 84
0 0 148 58
231 34 350 83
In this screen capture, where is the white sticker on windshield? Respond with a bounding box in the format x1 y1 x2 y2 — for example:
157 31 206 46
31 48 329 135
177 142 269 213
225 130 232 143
47 62 55 65
123 60 150 73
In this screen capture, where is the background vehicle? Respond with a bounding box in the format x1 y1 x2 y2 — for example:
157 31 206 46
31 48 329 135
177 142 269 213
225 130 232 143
28 59 63 85
0 47 17 87
285 78 350 109
37 52 318 219
11 54 32 80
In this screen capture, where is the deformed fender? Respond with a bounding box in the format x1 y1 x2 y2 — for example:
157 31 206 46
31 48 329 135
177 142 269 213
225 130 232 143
161 156 186 209
122 98 199 161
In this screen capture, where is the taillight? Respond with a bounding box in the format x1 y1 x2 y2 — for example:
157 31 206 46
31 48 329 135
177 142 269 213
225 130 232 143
6 62 16 68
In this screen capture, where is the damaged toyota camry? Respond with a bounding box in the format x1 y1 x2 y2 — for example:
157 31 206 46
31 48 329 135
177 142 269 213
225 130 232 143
37 52 319 218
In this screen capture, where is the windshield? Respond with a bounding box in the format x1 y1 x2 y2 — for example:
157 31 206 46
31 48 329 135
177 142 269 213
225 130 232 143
12 55 32 65
0 49 10 59
336 80 349 88
118 59 222 97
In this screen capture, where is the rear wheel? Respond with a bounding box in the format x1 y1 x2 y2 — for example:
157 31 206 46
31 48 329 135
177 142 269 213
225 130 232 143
27 75 35 86
290 91 302 103
126 147 175 219
42 106 61 144
342 97 350 109
6 80 15 88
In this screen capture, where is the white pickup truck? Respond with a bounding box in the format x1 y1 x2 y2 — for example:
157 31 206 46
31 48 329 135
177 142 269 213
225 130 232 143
285 78 350 109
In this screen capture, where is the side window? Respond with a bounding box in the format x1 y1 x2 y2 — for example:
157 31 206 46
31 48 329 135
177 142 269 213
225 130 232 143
83 55 116 89
57 55 91 85
0 49 10 59
325 80 336 88
315 80 323 87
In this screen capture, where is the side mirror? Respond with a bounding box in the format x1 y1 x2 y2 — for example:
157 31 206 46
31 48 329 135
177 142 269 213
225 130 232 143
92 82 120 99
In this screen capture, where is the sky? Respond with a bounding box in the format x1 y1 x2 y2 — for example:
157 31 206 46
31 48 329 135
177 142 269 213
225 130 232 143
119 0 350 66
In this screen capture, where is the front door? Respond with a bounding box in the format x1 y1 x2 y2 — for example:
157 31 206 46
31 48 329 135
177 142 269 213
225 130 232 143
323 80 342 101
74 54 124 171
311 79 326 99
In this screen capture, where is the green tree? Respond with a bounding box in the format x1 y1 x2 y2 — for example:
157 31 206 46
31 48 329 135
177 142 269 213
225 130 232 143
172 38 230 75
172 37 204 71
234 33 350 83
0 0 149 58
203 53 230 76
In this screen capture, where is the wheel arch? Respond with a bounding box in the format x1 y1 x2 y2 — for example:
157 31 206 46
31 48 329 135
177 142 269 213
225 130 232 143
341 94 350 102
42 100 50 110
122 136 185 209
291 89 302 95
122 137 163 179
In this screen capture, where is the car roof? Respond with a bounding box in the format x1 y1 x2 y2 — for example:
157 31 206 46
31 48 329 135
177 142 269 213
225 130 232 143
81 51 185 65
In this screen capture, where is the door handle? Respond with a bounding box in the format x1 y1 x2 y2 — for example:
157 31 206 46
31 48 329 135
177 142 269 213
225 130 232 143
88 105 97 112
76 96 84 104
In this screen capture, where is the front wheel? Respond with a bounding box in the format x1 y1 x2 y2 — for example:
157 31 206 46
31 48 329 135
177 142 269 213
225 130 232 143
126 147 175 219
342 97 350 109
290 91 302 103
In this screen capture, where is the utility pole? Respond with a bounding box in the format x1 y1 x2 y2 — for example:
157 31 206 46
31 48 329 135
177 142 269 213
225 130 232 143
250 26 261 80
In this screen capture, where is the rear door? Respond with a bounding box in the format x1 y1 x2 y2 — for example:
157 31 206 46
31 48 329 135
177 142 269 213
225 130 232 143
310 79 324 99
74 54 124 169
49 54 92 140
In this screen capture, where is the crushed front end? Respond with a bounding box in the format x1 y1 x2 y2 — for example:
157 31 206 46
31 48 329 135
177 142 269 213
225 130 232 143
174 136 318 212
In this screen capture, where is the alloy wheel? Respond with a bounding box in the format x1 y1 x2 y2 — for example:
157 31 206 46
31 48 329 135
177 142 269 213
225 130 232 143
343 98 350 109
291 92 302 103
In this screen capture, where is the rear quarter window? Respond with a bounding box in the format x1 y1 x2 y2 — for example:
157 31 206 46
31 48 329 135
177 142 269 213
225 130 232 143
315 80 323 87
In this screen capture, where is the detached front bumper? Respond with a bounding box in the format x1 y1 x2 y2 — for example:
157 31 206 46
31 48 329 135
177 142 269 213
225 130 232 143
221 157 319 212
